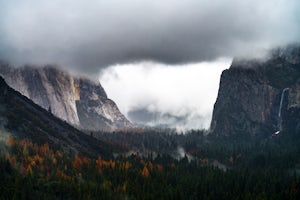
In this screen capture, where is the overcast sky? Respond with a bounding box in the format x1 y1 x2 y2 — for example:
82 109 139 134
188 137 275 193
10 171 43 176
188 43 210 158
0 0 299 129
0 0 299 73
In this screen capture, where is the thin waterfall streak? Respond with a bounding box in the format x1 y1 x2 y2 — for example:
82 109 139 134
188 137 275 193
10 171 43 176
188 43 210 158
277 88 289 132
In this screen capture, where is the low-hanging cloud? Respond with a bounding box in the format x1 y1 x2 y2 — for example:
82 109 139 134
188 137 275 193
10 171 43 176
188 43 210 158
0 0 299 74
100 59 231 130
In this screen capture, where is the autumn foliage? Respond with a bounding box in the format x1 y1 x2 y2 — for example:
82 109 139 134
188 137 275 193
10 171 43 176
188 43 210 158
1 135 300 199
3 136 163 190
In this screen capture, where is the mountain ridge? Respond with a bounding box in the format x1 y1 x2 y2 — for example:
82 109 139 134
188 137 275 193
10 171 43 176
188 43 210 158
0 62 132 131
0 75 120 158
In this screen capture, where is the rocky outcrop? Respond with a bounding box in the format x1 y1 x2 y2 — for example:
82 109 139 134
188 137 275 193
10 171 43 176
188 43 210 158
0 63 132 131
75 78 132 131
211 45 300 136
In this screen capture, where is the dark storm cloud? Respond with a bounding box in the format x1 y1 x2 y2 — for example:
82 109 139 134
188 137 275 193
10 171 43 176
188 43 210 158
0 0 299 74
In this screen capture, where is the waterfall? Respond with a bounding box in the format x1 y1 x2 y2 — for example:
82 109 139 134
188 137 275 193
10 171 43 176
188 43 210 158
276 88 289 134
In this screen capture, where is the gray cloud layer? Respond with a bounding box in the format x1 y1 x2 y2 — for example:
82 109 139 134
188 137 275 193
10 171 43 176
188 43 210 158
0 0 299 74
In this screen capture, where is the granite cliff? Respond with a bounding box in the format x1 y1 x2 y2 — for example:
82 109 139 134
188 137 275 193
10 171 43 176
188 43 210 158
0 63 132 131
211 45 300 136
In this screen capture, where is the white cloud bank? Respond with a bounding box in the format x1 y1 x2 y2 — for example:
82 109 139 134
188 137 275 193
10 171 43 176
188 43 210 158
100 58 231 130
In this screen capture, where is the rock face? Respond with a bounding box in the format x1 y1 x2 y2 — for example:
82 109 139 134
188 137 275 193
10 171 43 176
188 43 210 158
211 45 300 136
0 63 132 131
0 75 115 157
75 78 132 131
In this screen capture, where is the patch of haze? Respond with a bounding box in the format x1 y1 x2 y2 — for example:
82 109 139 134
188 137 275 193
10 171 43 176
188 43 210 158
0 127 11 153
173 146 194 162
99 58 231 130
